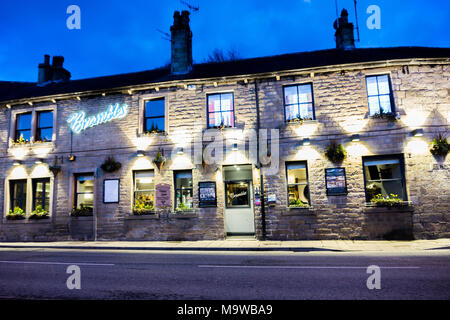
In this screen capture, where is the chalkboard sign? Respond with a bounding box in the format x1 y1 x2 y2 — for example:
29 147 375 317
198 182 217 207
156 183 171 208
325 168 348 195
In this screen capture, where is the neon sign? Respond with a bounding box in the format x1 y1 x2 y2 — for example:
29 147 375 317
67 103 128 133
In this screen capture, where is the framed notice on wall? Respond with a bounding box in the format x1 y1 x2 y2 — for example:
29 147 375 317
325 168 348 196
103 179 120 203
198 182 217 207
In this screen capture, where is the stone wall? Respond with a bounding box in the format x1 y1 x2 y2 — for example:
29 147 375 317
0 61 448 241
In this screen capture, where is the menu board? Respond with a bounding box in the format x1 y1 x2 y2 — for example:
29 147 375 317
155 183 171 208
198 182 217 207
325 168 348 195
103 179 119 203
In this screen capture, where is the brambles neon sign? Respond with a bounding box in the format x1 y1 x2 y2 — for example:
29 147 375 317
67 103 128 133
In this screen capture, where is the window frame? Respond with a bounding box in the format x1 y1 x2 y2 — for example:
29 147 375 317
143 97 166 133
74 173 95 209
283 83 316 122
14 112 32 142
362 154 407 203
36 110 54 142
365 74 396 116
133 170 156 210
206 92 236 128
9 179 27 213
286 161 311 207
32 178 51 212
174 170 194 210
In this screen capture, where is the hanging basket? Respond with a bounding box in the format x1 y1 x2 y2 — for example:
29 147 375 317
100 156 122 173
325 142 346 164
430 133 449 157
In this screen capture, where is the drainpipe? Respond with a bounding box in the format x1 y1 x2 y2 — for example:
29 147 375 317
254 79 266 240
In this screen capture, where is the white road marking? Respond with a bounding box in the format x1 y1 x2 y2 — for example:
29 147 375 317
0 260 114 266
198 265 420 269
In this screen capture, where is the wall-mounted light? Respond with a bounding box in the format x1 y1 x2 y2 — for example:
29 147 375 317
68 154 76 161
13 161 21 166
303 138 311 146
351 134 361 142
28 101 33 106
102 93 106 97
136 150 145 157
177 147 184 155
76 96 81 101
35 159 43 164
51 99 56 103
411 129 424 137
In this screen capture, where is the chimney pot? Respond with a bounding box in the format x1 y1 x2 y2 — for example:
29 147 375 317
170 10 193 75
334 8 355 50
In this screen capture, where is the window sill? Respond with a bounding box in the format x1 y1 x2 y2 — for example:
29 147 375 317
125 213 159 220
70 215 94 220
8 140 54 150
285 119 317 126
283 206 315 216
170 211 198 219
363 203 413 213
3 217 52 224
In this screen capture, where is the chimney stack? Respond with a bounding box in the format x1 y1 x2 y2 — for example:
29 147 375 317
170 10 193 75
37 55 71 83
333 9 355 50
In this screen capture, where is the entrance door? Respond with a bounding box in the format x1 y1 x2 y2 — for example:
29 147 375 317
224 165 255 235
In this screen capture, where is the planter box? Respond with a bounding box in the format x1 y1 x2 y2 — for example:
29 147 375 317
69 216 94 241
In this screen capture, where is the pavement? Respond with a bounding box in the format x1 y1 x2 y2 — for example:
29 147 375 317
1 238 450 253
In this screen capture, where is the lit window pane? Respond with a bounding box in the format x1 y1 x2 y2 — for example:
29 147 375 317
368 96 380 115
77 175 94 193
298 85 312 103
284 86 298 105
288 184 309 205
366 77 379 96
221 93 233 111
379 95 392 113
77 194 93 208
208 95 220 112
377 75 390 95
285 105 298 120
135 171 154 190
175 171 192 188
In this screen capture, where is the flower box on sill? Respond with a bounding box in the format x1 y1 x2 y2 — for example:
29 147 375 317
133 208 156 216
29 205 49 220
71 205 93 217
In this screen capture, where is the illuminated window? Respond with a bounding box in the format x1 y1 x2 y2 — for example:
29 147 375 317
32 178 50 212
133 171 155 212
283 84 315 122
144 98 165 133
286 162 310 207
36 111 53 142
74 174 94 210
363 155 407 202
10 180 27 212
366 75 395 116
207 93 235 128
15 113 32 142
174 171 193 211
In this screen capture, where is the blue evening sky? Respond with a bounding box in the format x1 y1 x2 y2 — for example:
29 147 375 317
0 0 449 82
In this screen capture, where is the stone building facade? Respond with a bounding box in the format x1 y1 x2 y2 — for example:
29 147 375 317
0 10 449 241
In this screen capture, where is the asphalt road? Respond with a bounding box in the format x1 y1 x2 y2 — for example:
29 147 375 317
0 248 449 300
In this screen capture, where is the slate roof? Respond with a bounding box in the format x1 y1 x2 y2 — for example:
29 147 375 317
1 46 449 103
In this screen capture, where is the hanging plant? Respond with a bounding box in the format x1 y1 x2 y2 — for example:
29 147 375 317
153 148 166 170
430 133 449 157
100 156 122 173
325 142 346 163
